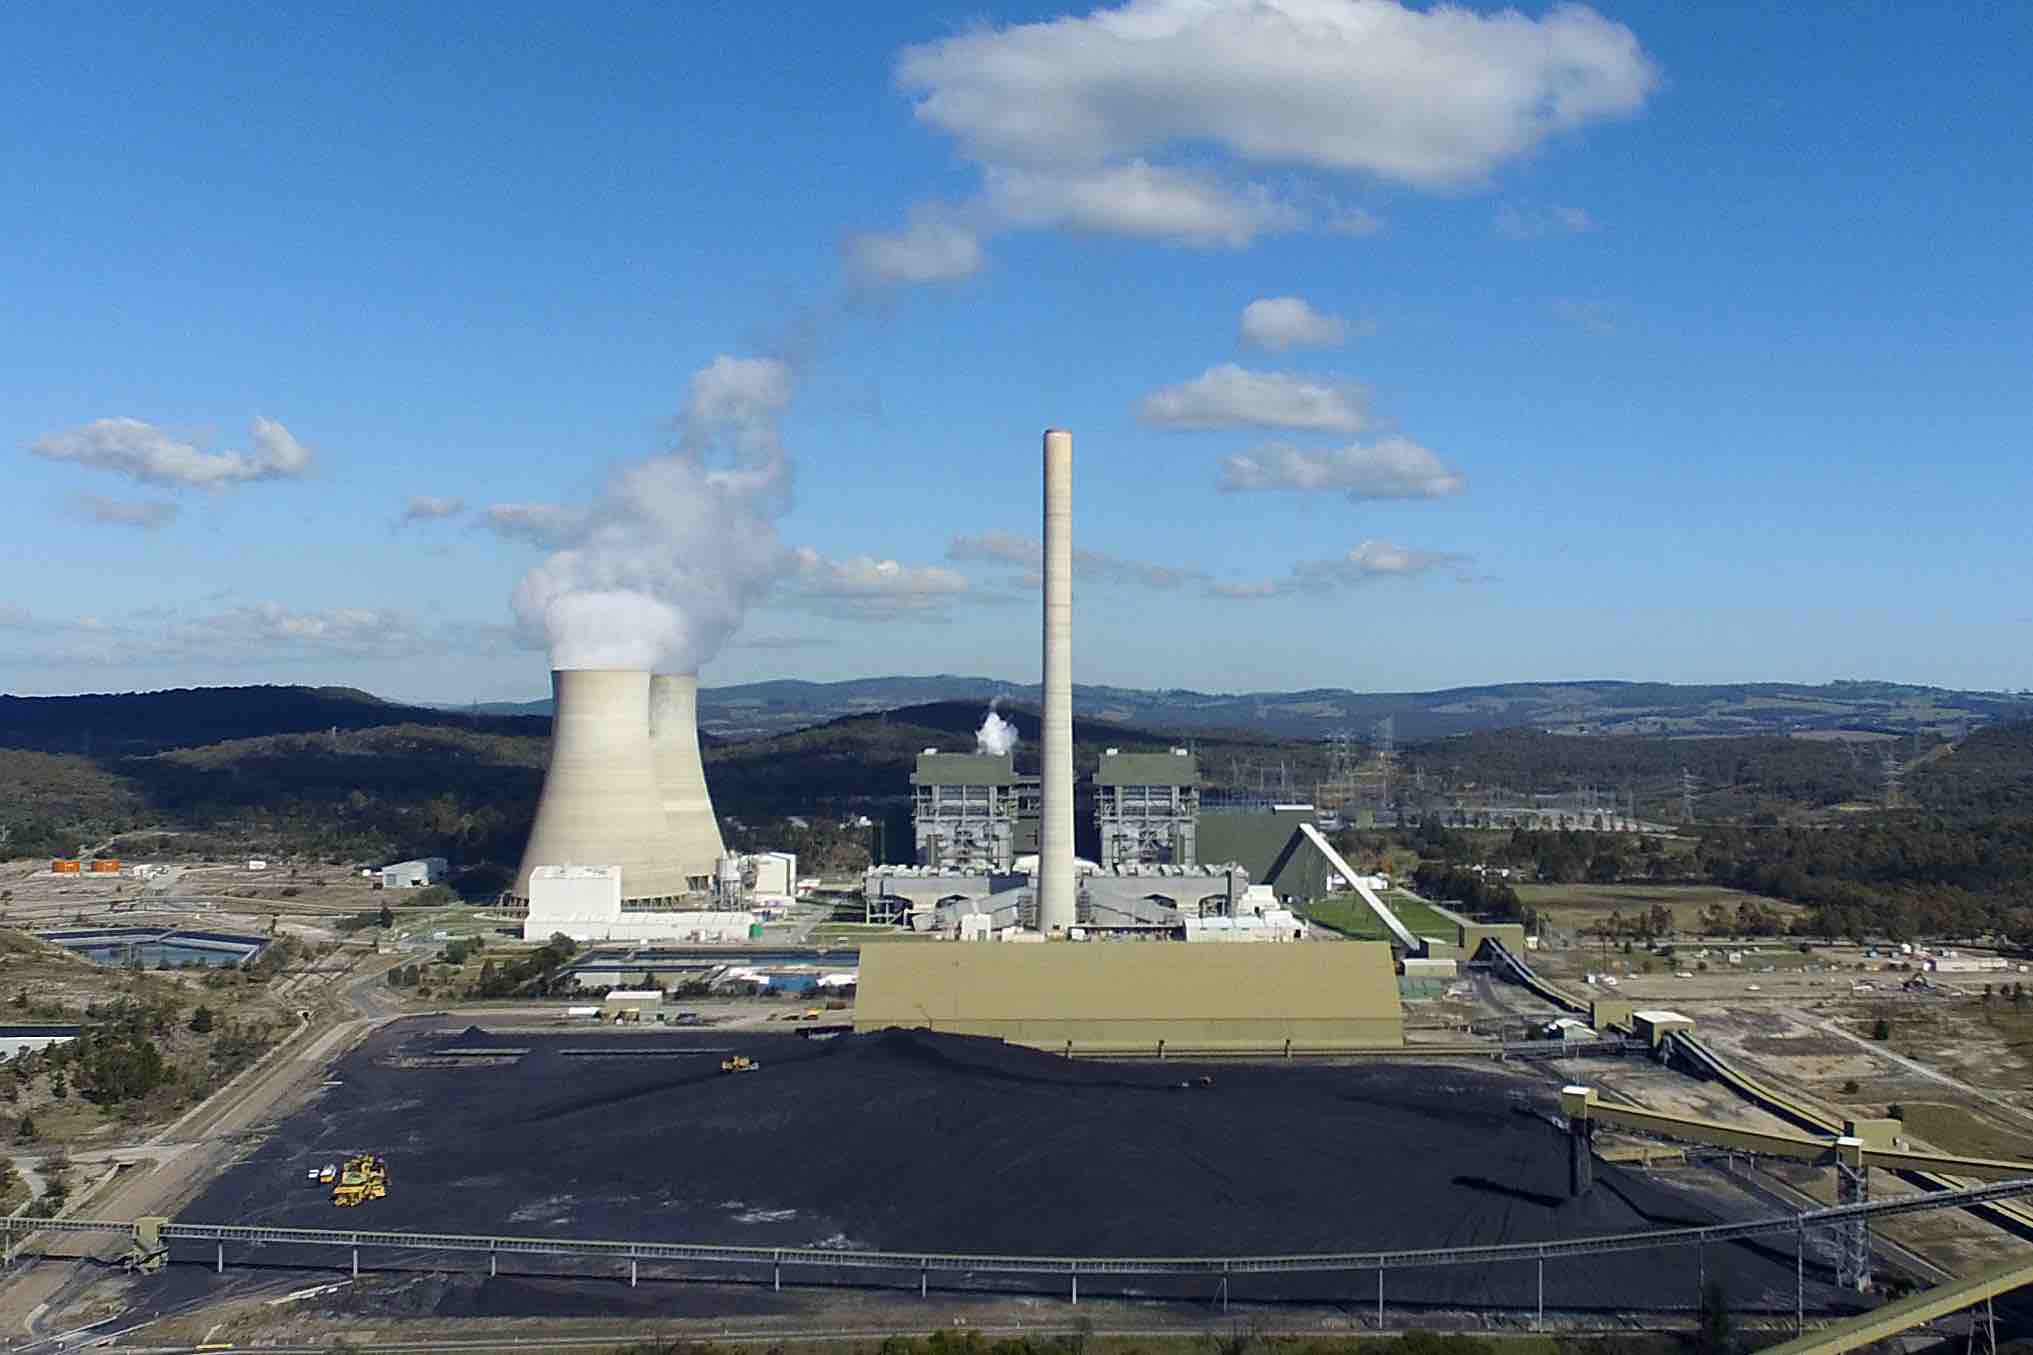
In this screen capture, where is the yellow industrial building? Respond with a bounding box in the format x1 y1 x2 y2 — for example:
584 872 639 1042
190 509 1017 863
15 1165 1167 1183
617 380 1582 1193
854 941 1404 1053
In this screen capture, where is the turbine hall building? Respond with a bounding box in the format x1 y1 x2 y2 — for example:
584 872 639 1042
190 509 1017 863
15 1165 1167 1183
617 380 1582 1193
910 750 1039 872
1094 747 1199 868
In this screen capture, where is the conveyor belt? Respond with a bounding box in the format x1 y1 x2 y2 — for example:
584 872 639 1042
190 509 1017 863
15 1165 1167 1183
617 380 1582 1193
1755 1254 2033 1355
1664 1031 2033 1239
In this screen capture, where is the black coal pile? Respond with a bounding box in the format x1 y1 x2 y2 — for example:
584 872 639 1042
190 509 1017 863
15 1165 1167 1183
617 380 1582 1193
169 1025 1859 1315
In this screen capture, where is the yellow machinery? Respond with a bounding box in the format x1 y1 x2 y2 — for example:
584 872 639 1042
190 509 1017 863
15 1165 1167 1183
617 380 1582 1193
331 1154 388 1207
719 1054 758 1074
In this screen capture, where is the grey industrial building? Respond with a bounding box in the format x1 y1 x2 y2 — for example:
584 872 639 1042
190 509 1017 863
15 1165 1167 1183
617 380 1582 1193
381 857 448 889
1094 748 1199 867
910 751 1038 872
1199 803 1335 905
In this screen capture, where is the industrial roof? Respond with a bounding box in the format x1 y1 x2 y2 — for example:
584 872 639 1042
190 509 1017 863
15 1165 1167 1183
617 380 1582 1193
911 752 1031 786
1095 751 1199 786
855 941 1403 1049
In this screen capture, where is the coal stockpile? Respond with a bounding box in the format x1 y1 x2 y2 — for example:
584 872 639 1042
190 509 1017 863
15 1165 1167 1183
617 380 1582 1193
173 1024 1860 1315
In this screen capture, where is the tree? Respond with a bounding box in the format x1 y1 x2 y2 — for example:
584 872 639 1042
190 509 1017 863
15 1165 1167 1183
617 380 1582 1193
189 1005 215 1034
1872 1017 1892 1041
377 903 394 929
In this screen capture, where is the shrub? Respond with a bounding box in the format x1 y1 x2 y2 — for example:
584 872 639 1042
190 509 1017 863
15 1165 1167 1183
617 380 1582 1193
1872 1017 1891 1041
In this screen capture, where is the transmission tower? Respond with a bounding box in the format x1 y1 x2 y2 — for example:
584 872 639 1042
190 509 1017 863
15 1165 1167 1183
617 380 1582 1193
1881 745 1903 810
1374 716 1395 811
1680 768 1697 824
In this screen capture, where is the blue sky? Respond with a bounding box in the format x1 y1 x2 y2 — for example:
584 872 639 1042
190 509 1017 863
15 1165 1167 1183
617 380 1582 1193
4 2 2028 702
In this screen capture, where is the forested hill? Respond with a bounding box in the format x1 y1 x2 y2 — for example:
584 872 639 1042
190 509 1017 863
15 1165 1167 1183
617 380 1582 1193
1909 718 2033 816
485 675 2026 741
0 686 548 756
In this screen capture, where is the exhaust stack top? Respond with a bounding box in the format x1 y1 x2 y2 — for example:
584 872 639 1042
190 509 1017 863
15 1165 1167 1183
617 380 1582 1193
514 668 691 903
649 672 727 876
1036 428 1076 935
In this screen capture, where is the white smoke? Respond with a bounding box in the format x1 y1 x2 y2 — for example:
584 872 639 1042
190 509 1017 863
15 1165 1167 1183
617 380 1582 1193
510 355 794 672
976 702 1020 756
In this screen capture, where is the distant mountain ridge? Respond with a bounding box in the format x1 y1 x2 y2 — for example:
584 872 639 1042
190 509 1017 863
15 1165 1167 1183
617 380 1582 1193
460 675 2031 742
0 685 548 756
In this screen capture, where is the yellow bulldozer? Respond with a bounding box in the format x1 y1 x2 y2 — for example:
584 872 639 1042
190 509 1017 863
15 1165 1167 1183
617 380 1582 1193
332 1154 388 1207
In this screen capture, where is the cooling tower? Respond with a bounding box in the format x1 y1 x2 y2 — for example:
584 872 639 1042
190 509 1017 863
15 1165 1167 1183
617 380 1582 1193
513 669 692 902
1036 428 1076 935
649 672 726 874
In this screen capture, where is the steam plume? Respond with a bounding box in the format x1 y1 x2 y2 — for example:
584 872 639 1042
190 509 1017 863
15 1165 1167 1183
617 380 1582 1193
510 356 793 671
976 701 1020 756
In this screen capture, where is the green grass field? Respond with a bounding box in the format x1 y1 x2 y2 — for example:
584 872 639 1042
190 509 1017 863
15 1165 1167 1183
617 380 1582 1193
1512 883 1801 933
1303 891 1460 942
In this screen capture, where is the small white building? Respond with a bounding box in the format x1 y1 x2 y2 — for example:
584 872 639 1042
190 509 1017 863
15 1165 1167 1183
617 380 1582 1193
0 1025 81 1060
382 857 449 889
523 865 756 943
743 851 798 905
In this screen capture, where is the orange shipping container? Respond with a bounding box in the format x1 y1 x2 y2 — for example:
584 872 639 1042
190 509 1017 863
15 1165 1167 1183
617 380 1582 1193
90 859 121 873
52 859 81 873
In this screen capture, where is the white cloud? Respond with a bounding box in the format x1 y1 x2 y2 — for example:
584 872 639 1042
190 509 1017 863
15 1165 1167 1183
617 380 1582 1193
947 532 1197 590
1217 436 1465 499
873 0 1654 269
0 599 458 669
399 495 466 525
898 1 1656 187
790 547 968 617
1295 539 1466 582
1494 202 1597 239
1327 205 1385 237
30 416 317 488
481 501 588 548
947 531 1041 569
1239 296 1348 351
249 417 312 475
74 492 179 530
986 161 1299 247
1211 539 1468 599
681 355 793 435
1138 364 1368 433
1554 298 1618 336
847 208 984 283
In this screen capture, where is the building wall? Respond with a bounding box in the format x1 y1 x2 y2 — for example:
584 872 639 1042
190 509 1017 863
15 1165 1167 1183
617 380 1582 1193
0 1027 81 1061
382 857 448 888
854 942 1403 1050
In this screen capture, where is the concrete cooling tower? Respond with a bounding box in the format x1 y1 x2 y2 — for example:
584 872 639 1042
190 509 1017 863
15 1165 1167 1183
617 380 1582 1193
513 668 694 903
649 672 726 873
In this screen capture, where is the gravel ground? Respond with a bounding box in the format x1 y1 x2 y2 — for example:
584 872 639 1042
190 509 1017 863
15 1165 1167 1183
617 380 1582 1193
145 1022 1860 1319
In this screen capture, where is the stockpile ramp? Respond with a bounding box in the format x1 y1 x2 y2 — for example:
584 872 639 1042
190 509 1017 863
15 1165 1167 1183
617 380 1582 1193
1296 823 1423 953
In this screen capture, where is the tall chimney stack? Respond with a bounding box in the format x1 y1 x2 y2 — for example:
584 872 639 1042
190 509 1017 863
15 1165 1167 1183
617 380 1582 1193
1036 428 1076 935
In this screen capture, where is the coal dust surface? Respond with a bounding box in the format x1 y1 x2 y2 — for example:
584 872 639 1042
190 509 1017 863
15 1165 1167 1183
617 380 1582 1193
173 1024 1860 1315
